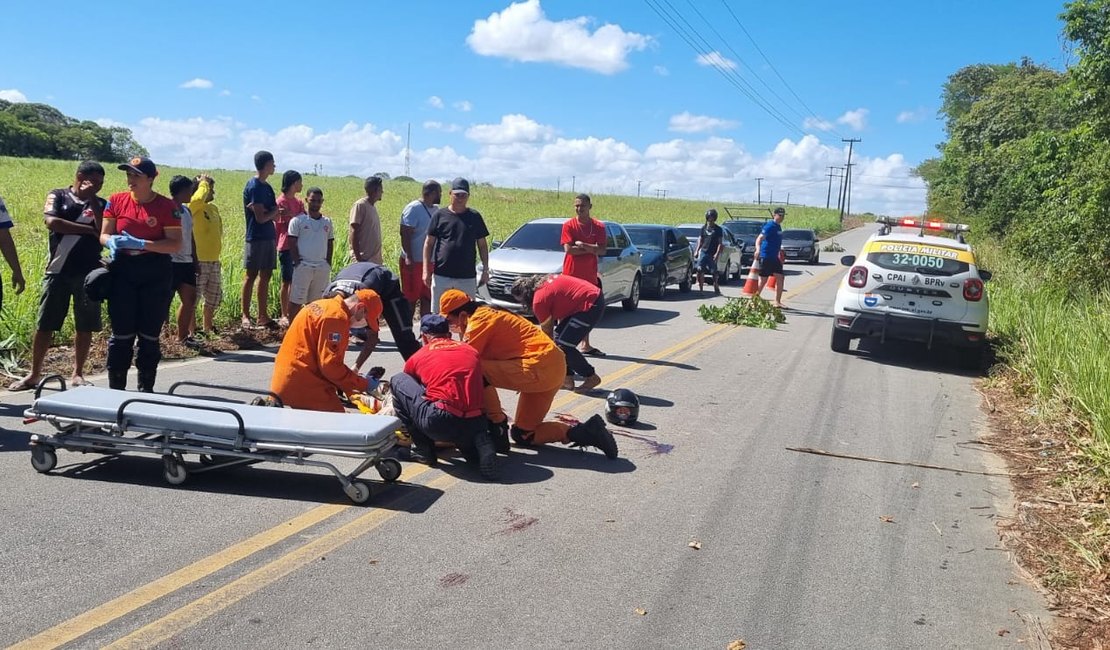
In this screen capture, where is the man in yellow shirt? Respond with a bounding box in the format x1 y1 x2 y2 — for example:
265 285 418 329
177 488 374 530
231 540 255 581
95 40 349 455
440 289 617 458
189 174 223 335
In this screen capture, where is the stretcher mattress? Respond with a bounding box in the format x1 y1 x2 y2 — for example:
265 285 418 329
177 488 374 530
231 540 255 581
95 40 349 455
30 386 400 450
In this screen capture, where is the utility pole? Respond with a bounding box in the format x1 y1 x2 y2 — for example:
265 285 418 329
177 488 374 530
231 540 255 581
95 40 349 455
404 123 411 177
557 177 560 199
786 192 790 206
636 180 642 198
840 138 860 223
571 175 576 193
825 166 837 209
769 189 774 205
755 177 764 204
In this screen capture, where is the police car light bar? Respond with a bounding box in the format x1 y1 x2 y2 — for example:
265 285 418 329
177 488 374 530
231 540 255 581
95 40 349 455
875 216 970 233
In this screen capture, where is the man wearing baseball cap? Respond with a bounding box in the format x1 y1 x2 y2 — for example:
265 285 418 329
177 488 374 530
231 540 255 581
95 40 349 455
270 288 384 412
422 177 490 314
755 206 787 307
388 313 497 480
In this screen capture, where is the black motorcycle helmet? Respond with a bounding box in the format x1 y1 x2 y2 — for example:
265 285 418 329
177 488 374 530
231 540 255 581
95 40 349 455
605 388 640 426
705 208 718 220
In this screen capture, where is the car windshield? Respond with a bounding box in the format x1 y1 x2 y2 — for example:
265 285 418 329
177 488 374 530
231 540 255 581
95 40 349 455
500 222 565 252
676 227 702 243
782 229 814 241
723 221 764 237
625 227 664 250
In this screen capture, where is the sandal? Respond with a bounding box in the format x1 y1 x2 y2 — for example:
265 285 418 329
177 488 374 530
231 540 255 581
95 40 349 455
582 347 607 357
7 377 37 392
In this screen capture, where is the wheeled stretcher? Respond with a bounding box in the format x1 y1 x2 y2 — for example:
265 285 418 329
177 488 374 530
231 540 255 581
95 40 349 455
23 377 404 504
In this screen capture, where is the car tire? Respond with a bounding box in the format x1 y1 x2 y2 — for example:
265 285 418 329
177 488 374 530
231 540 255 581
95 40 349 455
830 328 851 353
956 343 984 371
654 270 668 299
810 252 819 265
622 275 641 311
678 265 692 293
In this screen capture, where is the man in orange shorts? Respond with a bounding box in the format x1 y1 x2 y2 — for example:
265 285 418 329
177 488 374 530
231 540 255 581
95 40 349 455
399 180 438 316
270 288 384 412
440 289 617 458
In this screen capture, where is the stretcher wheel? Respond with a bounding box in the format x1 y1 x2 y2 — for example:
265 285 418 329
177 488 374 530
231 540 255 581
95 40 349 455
163 456 189 486
376 458 402 482
345 480 372 505
31 446 58 473
198 454 218 466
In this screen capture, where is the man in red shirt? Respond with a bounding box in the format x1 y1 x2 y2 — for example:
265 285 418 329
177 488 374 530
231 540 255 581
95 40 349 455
560 193 606 356
511 273 604 392
389 314 497 480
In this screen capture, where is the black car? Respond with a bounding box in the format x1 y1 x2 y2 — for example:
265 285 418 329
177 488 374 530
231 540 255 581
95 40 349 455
781 228 820 264
624 224 693 299
720 219 763 269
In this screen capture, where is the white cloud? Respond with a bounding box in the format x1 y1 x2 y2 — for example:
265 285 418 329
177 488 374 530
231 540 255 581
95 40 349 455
113 112 924 216
896 108 928 124
668 112 739 134
654 65 669 76
179 78 213 90
424 121 461 133
803 117 834 132
250 95 263 102
0 89 28 102
467 0 651 74
466 114 556 145
427 96 444 109
219 89 232 97
837 108 869 131
454 100 473 112
695 51 737 71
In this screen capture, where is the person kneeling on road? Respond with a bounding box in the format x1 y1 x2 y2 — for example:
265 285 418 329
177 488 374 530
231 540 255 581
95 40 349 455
270 288 383 412
510 273 604 393
325 261 421 370
390 314 497 480
440 289 617 459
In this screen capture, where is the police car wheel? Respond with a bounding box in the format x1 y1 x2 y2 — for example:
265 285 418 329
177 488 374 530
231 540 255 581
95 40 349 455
830 328 851 353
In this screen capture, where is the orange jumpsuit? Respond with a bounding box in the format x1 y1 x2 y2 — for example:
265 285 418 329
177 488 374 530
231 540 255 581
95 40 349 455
271 295 370 412
462 305 569 444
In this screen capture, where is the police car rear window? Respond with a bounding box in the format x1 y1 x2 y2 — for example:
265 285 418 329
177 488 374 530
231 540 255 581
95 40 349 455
866 251 968 276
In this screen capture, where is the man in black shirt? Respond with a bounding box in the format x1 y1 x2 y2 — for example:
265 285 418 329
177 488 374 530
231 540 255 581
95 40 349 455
326 261 421 368
694 208 724 295
421 177 490 313
10 161 106 391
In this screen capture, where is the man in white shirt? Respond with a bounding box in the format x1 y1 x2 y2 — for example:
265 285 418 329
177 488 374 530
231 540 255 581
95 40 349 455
287 187 335 320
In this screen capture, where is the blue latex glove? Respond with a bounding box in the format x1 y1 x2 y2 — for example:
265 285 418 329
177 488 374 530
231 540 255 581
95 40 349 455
363 366 385 392
116 231 146 250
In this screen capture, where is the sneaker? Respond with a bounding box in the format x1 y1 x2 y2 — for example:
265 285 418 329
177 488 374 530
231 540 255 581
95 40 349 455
408 444 438 466
567 414 619 459
575 374 601 393
488 419 511 453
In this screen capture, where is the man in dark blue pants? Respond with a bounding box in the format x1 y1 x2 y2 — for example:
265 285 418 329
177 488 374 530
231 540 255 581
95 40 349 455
325 261 420 370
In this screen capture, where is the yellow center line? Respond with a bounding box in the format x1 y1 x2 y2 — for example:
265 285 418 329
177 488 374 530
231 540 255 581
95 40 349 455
782 262 847 303
8 463 430 650
13 314 738 649
102 473 459 650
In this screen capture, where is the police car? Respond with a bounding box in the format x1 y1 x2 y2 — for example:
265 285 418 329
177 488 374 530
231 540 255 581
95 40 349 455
831 216 991 366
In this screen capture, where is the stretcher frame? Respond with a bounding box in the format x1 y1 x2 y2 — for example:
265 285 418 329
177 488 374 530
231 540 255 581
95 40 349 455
22 376 403 504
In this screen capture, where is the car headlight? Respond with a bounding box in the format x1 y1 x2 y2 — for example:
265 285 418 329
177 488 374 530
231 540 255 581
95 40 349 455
802 246 813 253
644 264 655 272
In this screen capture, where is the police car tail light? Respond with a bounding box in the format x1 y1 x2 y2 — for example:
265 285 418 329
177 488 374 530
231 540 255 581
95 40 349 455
848 266 868 288
963 278 984 301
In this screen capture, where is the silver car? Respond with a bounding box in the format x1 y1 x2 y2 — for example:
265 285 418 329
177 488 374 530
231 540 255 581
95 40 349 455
477 217 642 313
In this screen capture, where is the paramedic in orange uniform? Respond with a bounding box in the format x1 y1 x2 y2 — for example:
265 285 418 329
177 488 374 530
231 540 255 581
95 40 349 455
440 289 617 458
270 289 383 412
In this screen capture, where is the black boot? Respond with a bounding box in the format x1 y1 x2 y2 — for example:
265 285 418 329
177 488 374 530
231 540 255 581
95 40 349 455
470 431 499 480
108 370 128 391
136 371 156 393
567 414 619 459
509 425 534 448
409 443 438 466
488 419 511 453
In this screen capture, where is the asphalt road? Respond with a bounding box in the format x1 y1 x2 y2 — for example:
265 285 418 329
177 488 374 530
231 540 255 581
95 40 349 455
0 227 1049 649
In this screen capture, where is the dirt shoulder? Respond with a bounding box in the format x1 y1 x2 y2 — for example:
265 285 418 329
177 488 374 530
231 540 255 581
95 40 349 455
980 368 1110 648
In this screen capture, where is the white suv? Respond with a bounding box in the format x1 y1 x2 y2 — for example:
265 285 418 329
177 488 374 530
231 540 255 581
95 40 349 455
831 217 990 367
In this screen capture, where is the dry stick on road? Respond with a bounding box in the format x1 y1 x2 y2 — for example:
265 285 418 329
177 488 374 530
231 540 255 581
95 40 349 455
785 446 1030 478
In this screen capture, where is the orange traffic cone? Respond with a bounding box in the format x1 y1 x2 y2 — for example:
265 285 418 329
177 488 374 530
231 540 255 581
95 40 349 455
741 256 763 296
767 250 786 290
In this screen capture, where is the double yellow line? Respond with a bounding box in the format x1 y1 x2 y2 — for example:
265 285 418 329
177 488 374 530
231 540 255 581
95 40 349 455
9 307 760 649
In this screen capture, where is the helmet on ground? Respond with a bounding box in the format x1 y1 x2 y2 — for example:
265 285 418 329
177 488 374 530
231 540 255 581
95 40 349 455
605 388 640 426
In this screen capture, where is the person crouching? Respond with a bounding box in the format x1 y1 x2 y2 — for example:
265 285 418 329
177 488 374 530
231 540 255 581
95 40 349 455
510 273 604 393
270 288 383 412
389 314 497 480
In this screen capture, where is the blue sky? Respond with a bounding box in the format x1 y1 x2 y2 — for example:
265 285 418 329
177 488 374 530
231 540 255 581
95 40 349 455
0 0 1070 215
